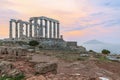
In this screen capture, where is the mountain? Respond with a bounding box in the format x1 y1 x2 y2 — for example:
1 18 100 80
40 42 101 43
82 40 120 54
83 39 104 44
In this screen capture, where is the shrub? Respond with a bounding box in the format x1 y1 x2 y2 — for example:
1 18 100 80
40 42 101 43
0 73 25 80
102 49 110 55
28 40 39 47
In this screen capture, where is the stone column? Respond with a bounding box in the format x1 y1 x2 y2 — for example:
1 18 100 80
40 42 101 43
53 22 56 38
49 21 52 38
15 22 18 39
57 22 59 38
40 19 43 37
19 21 23 38
9 21 12 39
34 19 38 37
45 19 48 38
29 20 32 38
26 23 28 37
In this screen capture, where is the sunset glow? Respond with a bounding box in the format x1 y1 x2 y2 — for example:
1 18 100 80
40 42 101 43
0 0 120 44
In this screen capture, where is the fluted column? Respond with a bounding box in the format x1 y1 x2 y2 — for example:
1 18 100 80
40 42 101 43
49 21 52 38
34 19 38 37
15 22 18 39
9 21 12 39
19 21 23 38
29 20 32 38
45 19 48 38
53 22 56 38
40 19 43 37
57 22 59 38
26 23 28 37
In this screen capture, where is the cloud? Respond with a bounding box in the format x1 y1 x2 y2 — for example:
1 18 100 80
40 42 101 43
0 0 15 7
0 9 22 24
0 0 120 44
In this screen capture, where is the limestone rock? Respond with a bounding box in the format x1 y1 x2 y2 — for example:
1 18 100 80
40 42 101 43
0 61 22 77
0 61 13 74
34 63 57 74
26 75 46 80
7 69 22 77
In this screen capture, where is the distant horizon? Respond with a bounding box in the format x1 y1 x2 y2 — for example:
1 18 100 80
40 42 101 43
0 0 120 44
1 36 120 45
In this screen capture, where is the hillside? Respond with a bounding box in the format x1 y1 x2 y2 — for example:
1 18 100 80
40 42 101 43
82 40 120 54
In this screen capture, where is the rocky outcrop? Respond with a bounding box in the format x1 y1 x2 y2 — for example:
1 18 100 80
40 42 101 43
26 75 46 80
34 63 57 74
0 61 13 74
0 46 32 60
0 61 22 77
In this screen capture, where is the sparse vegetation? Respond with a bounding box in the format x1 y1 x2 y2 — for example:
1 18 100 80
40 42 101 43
98 56 110 62
89 50 94 52
102 49 110 55
55 52 89 61
0 74 25 80
28 40 39 47
39 45 43 49
0 41 2 46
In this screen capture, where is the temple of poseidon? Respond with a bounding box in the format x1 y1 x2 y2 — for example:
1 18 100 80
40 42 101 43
9 16 62 40
3 16 78 48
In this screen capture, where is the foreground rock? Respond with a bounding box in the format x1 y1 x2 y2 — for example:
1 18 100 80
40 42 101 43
35 63 57 74
26 75 46 80
0 61 22 77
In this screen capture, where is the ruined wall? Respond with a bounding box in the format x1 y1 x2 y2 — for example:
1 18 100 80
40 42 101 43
0 46 30 60
66 41 77 47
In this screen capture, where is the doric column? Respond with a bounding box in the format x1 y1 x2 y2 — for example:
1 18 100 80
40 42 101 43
26 23 28 37
9 21 12 39
34 18 38 37
53 22 56 38
40 19 43 37
49 21 52 38
19 21 23 38
29 20 32 38
45 19 48 38
15 22 18 39
57 22 59 38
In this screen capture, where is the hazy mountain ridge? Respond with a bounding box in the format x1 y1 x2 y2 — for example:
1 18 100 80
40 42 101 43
83 39 104 44
82 40 120 54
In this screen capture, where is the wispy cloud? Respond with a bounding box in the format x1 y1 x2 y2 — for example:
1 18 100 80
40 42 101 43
0 0 120 43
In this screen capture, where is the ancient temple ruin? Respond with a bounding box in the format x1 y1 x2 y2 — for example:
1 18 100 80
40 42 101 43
9 16 63 40
6 16 78 48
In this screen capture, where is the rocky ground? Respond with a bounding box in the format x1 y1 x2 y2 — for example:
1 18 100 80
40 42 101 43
27 52 120 80
0 51 120 80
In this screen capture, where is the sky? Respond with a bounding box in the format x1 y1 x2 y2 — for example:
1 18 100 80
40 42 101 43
0 0 120 44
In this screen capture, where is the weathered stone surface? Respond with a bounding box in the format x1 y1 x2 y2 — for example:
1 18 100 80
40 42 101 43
34 63 57 74
0 61 22 77
0 61 13 74
26 75 46 80
0 46 30 60
7 69 22 77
